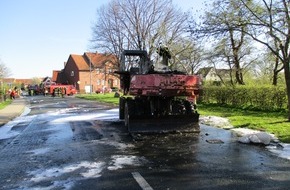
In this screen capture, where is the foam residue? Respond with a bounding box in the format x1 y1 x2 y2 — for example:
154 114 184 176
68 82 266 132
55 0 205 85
267 143 290 160
108 155 146 170
0 115 36 140
25 161 105 189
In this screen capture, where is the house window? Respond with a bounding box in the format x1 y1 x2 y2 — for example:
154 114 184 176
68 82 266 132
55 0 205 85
108 79 113 87
96 68 100 74
114 80 118 86
102 80 105 85
71 71 74 76
97 79 101 85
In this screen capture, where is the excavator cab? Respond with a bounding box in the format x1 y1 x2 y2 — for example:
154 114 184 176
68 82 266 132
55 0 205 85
117 50 152 95
120 50 152 73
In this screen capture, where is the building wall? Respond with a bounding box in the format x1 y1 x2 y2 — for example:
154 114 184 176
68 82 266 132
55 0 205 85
78 70 119 94
55 53 120 93
205 69 220 81
63 56 80 88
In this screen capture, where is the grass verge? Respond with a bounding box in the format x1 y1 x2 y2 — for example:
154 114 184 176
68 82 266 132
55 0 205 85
0 99 12 110
199 103 290 143
76 93 120 105
75 93 290 143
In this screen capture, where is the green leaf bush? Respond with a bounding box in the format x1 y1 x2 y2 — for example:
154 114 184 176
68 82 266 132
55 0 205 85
199 85 287 111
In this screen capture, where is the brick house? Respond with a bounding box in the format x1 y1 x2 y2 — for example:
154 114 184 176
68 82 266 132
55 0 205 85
197 67 231 84
53 52 119 93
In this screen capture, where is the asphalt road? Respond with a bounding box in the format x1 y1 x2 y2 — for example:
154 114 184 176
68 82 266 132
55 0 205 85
0 95 290 190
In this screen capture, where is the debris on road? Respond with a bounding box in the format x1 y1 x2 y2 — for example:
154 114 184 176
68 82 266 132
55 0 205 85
206 139 224 144
237 132 273 145
231 128 276 145
201 116 277 145
200 116 233 129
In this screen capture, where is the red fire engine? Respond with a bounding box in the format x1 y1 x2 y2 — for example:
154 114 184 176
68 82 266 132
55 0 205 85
46 84 77 96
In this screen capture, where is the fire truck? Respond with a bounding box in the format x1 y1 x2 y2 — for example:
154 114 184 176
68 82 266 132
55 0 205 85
46 84 77 96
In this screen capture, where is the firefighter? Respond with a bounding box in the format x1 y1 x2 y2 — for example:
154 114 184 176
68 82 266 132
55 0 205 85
10 89 15 99
61 87 66 98
52 88 56 97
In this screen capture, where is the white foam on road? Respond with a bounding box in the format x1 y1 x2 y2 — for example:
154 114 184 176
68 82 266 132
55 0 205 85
0 115 36 140
108 155 147 170
0 108 118 140
50 108 119 123
19 108 148 189
25 161 106 190
96 139 134 150
80 162 106 178
45 121 73 144
26 147 50 155
267 143 290 160
6 107 290 190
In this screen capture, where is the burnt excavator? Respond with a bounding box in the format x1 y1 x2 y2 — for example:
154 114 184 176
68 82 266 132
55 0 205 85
115 45 201 133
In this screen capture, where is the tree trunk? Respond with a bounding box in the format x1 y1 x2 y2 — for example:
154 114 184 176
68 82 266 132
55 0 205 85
235 66 245 85
272 70 278 86
272 57 281 86
283 58 290 121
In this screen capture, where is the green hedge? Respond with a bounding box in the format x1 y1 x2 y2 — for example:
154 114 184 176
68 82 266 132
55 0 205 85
199 86 287 111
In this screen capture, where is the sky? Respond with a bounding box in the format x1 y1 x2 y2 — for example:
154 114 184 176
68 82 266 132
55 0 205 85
0 0 205 79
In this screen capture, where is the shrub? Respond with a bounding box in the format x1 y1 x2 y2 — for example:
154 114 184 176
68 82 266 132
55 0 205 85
199 85 287 111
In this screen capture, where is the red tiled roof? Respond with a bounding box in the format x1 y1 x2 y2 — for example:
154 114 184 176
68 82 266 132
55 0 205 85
69 52 118 71
87 52 118 68
70 54 88 70
16 79 33 84
2 78 16 83
52 70 61 82
2 78 34 84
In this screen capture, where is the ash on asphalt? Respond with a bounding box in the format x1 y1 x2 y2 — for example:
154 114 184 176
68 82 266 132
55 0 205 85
1 96 290 189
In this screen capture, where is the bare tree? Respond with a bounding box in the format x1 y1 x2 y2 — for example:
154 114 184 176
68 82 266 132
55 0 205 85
169 38 203 74
31 77 41 85
0 59 11 79
0 59 11 102
190 0 254 85
235 0 290 120
193 0 290 119
91 0 193 68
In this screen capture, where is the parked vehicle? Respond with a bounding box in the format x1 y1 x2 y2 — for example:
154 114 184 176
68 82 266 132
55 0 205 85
48 85 77 96
28 85 42 95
